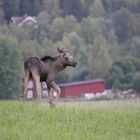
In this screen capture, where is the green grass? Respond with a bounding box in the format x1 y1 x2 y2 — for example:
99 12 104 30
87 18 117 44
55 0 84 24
0 100 140 140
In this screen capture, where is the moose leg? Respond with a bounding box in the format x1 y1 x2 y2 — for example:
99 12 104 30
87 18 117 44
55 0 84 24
47 86 54 107
32 80 37 100
22 71 29 102
31 71 41 104
48 81 61 106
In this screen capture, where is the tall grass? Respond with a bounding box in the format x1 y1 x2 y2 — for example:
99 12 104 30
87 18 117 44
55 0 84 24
0 100 140 140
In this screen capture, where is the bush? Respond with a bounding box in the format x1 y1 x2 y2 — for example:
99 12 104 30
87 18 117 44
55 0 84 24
132 73 140 93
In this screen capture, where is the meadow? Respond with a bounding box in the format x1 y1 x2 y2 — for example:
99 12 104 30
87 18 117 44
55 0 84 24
0 99 140 140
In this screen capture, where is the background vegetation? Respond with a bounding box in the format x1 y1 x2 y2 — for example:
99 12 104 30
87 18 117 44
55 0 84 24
0 0 140 99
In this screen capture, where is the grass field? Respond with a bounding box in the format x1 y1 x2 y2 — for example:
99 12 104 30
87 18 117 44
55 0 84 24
0 99 140 140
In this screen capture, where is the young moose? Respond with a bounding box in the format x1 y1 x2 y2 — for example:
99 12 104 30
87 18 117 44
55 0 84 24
22 47 78 107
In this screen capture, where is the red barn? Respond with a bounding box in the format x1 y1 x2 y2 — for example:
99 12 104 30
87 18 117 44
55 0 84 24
59 79 105 98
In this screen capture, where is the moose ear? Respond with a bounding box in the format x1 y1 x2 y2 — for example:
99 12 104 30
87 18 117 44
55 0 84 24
57 47 65 54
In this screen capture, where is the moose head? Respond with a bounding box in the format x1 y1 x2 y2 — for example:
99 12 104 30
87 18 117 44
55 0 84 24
57 47 78 67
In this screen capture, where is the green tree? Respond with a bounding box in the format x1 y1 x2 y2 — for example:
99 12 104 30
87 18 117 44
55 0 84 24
36 11 51 43
132 73 140 93
106 65 124 89
60 0 87 21
50 17 65 41
80 17 110 44
112 79 122 90
63 15 77 33
2 0 20 22
74 44 89 81
68 31 82 48
9 24 30 42
107 29 122 60
20 40 44 59
88 35 112 79
50 15 78 42
41 37 53 49
130 15 140 36
129 36 140 59
106 58 136 90
19 0 42 16
112 8 131 43
0 0 4 24
90 0 105 18
42 0 61 19
0 34 22 99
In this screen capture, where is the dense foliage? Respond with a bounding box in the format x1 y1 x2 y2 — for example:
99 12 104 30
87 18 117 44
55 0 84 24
0 34 22 99
0 0 140 99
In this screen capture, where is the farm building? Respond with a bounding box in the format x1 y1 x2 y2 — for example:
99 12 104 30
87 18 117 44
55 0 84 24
11 15 37 27
59 79 105 98
27 79 105 98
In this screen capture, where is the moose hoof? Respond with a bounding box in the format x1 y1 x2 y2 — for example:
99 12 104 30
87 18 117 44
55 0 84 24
49 101 56 108
51 103 56 108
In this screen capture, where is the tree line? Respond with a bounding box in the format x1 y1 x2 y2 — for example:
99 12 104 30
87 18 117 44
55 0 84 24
0 0 140 99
